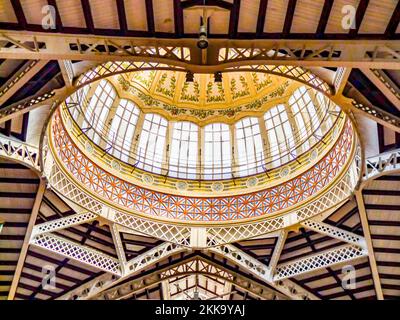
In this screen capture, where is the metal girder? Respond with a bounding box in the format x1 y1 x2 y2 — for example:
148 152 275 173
0 59 49 106
300 219 367 249
57 241 186 300
273 245 368 281
1 32 400 69
0 134 41 172
90 256 287 300
364 148 400 181
351 100 400 133
209 244 318 300
0 88 68 124
268 230 287 275
31 211 97 236
354 190 384 300
58 60 74 87
360 68 400 111
8 180 46 300
29 232 122 275
110 223 127 275
333 67 352 95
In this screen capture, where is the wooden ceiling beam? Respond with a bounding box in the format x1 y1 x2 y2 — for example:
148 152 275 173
300 228 356 300
282 0 297 37
316 0 334 37
116 0 128 35
349 0 370 37
145 0 155 35
354 190 384 300
7 180 45 300
10 0 27 29
181 0 233 10
385 1 400 38
228 0 240 38
256 0 268 37
173 0 184 37
47 0 63 32
81 0 95 34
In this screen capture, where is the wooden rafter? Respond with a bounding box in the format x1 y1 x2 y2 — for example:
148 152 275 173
355 190 384 300
8 179 46 300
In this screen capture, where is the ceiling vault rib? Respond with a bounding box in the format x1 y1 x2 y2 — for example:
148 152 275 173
354 189 384 300
7 179 46 300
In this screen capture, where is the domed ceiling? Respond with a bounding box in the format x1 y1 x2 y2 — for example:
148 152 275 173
113 70 294 124
43 64 360 227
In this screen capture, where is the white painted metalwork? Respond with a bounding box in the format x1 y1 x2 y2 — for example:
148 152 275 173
57 241 186 300
364 148 400 180
274 245 368 281
300 219 367 249
30 233 121 275
31 211 97 236
1 32 399 70
209 244 318 300
0 134 40 171
93 257 286 301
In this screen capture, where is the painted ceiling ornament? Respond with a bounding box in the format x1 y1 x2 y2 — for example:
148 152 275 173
85 141 94 154
310 149 318 161
176 181 189 191
246 177 259 188
142 174 154 185
111 159 121 171
117 73 292 123
280 167 291 178
211 182 224 192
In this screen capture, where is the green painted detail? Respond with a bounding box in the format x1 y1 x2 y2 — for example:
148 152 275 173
118 75 290 121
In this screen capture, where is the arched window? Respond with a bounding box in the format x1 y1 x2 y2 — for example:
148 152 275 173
137 114 168 174
83 80 116 144
264 104 295 166
108 99 140 162
235 117 264 176
169 122 198 179
203 123 231 180
289 86 322 151
315 91 340 132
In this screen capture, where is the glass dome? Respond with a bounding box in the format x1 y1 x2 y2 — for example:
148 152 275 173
65 70 341 181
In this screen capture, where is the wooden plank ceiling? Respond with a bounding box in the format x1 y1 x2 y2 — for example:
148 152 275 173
0 0 397 39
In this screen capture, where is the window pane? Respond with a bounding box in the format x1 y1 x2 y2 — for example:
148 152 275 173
203 123 232 179
137 114 168 174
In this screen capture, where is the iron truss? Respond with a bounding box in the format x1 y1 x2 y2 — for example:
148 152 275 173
2 136 398 299
0 32 399 70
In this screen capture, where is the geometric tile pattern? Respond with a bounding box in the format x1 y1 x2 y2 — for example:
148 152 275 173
51 109 354 222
